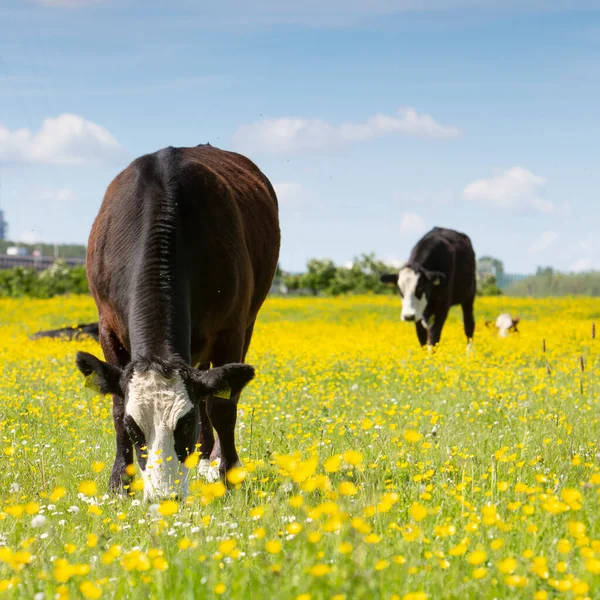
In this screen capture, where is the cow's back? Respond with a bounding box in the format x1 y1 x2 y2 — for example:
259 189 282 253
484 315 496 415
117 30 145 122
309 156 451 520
440 228 476 303
86 145 280 356
409 227 476 304
179 146 280 318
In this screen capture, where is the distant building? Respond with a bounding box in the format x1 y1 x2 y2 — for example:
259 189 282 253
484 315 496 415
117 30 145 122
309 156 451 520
6 246 28 256
0 209 6 240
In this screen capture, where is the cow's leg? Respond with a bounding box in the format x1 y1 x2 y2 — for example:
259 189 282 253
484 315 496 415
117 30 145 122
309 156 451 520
428 308 449 347
207 324 254 478
198 393 216 476
191 362 216 478
462 300 475 342
98 323 132 494
415 321 428 347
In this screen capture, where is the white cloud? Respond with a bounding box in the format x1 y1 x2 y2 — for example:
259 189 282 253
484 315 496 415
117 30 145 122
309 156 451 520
570 258 595 273
463 167 556 214
233 107 460 154
529 231 559 253
400 212 426 234
273 182 308 206
0 114 122 165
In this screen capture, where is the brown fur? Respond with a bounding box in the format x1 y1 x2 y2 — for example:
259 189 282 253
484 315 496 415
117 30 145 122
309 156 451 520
85 144 280 488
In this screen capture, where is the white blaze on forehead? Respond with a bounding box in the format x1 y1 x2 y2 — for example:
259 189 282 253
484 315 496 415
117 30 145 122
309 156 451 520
126 370 194 500
127 370 193 431
398 267 428 322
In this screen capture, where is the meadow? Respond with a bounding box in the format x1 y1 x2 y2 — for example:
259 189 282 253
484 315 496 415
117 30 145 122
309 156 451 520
0 294 599 600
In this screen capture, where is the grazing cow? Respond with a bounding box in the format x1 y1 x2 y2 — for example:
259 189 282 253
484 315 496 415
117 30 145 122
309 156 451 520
486 313 520 337
380 227 476 347
31 322 100 342
75 144 280 500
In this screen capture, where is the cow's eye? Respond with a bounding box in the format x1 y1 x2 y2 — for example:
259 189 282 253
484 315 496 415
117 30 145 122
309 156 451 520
124 416 145 446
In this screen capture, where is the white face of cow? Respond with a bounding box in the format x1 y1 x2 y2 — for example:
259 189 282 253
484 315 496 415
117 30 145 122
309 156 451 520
495 313 513 338
125 370 194 501
76 351 257 502
398 267 428 324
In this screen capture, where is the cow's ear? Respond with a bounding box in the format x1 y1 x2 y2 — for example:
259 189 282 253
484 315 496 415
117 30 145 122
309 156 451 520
76 352 123 396
380 273 399 285
191 363 255 400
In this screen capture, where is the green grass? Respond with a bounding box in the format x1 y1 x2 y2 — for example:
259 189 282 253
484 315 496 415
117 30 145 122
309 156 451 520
0 295 599 599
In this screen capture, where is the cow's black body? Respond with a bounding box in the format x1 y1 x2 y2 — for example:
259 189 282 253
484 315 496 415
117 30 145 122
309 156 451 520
382 227 476 346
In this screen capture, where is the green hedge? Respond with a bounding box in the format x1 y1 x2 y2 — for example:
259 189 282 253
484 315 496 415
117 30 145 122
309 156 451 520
0 261 89 298
282 254 397 296
504 269 600 297
281 254 503 297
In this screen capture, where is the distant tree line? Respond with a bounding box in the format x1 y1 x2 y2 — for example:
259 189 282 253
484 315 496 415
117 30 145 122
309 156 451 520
0 252 596 299
282 254 396 296
280 255 599 297
0 240 87 259
280 254 506 297
504 267 600 297
0 261 88 298
476 255 503 296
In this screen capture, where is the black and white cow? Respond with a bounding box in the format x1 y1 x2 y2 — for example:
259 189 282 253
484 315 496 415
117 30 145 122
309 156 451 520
75 144 280 501
381 227 476 347
485 314 520 337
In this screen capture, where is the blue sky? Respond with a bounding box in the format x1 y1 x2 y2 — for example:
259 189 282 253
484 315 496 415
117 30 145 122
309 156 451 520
1 1 599 273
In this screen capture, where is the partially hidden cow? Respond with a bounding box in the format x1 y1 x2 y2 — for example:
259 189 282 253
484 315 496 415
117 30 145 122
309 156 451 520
31 322 100 342
380 227 476 347
75 144 280 501
486 314 520 337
